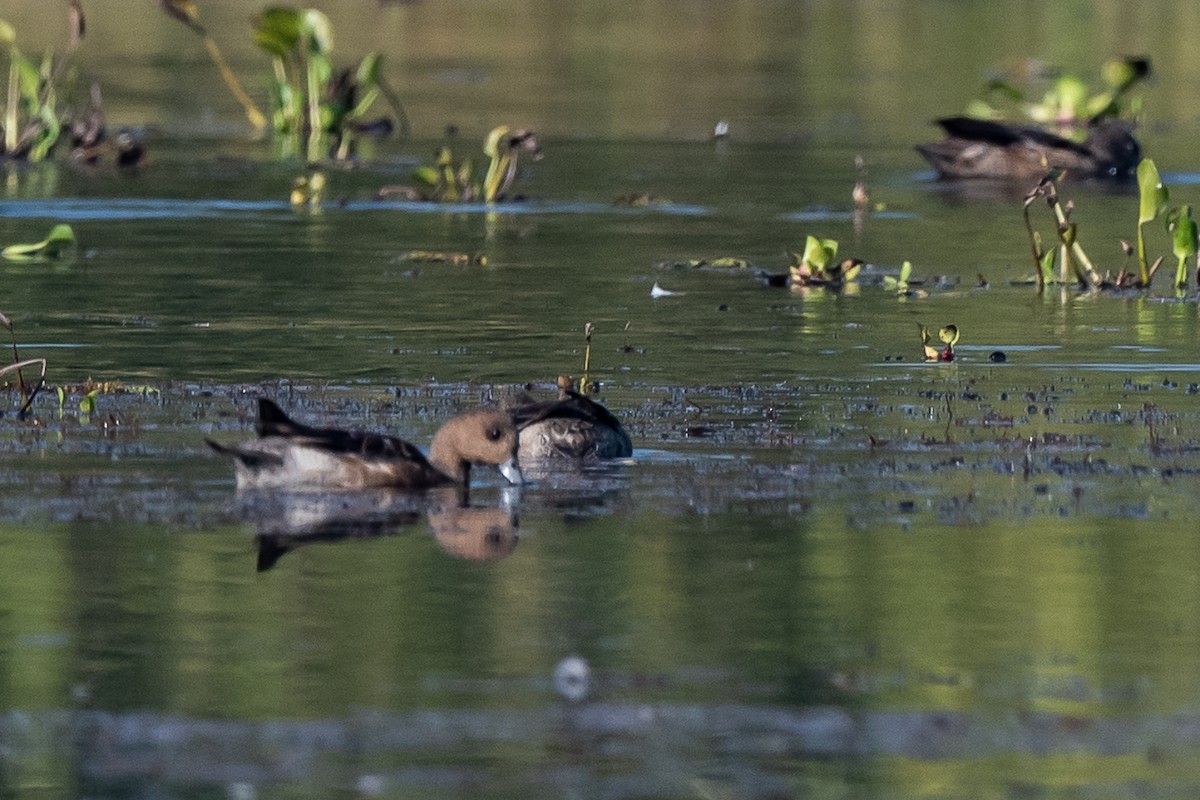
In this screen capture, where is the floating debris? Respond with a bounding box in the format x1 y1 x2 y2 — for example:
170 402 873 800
553 655 591 702
395 251 488 266
650 282 683 298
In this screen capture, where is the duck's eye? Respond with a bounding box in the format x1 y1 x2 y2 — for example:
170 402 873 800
486 426 504 441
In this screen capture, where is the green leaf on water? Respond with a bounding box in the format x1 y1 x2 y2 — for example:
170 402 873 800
0 19 16 46
79 389 99 415
1102 57 1151 91
2 224 76 260
252 8 302 57
300 9 332 56
1039 249 1056 283
354 52 381 87
1170 204 1197 290
1137 159 1168 225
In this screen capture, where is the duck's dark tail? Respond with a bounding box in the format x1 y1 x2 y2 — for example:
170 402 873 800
256 398 305 437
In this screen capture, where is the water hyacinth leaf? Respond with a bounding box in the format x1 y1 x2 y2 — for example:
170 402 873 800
1085 91 1117 119
401 168 434 191
79 389 99 415
984 79 1024 104
963 99 996 119
1052 76 1088 118
300 9 332 56
838 258 863 282
354 52 381 87
2 224 76 260
802 235 837 271
1138 159 1168 225
1171 204 1197 290
253 8 302 57
0 19 15 45
1102 57 1151 91
483 125 510 160
1039 249 1056 283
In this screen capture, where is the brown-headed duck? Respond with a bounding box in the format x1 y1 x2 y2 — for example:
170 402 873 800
916 117 1140 181
207 398 523 490
507 377 632 464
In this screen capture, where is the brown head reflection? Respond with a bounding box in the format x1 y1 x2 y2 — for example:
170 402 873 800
429 504 518 562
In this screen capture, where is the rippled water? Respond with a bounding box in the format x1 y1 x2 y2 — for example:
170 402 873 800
3 2 1200 798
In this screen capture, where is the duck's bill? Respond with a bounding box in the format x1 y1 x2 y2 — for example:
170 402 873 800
498 458 524 486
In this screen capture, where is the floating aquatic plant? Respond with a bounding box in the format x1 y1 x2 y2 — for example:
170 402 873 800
252 6 407 161
788 236 862 288
1022 171 1104 291
1168 204 1198 292
919 324 958 362
967 56 1150 128
395 251 488 266
1134 158 1170 286
1 224 76 261
883 261 913 293
382 126 542 203
0 15 71 162
1018 159 1200 295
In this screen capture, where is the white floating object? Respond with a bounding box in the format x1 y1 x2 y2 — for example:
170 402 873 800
554 655 591 702
651 282 682 298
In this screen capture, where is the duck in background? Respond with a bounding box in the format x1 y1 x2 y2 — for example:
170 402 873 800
207 398 523 490
916 116 1140 182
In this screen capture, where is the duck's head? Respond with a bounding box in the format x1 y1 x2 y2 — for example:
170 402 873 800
1086 120 1141 178
429 408 523 486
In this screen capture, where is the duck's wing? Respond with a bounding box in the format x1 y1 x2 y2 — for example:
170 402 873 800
935 117 1092 156
254 399 428 461
511 392 615 430
511 391 632 458
935 117 1024 146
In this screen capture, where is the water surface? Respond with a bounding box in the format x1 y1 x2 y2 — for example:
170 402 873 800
3 2 1200 798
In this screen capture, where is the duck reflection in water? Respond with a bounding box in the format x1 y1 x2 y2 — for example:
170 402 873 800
240 487 520 571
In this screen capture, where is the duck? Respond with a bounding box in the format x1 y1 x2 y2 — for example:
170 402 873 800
207 398 523 490
507 376 633 463
916 116 1141 181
